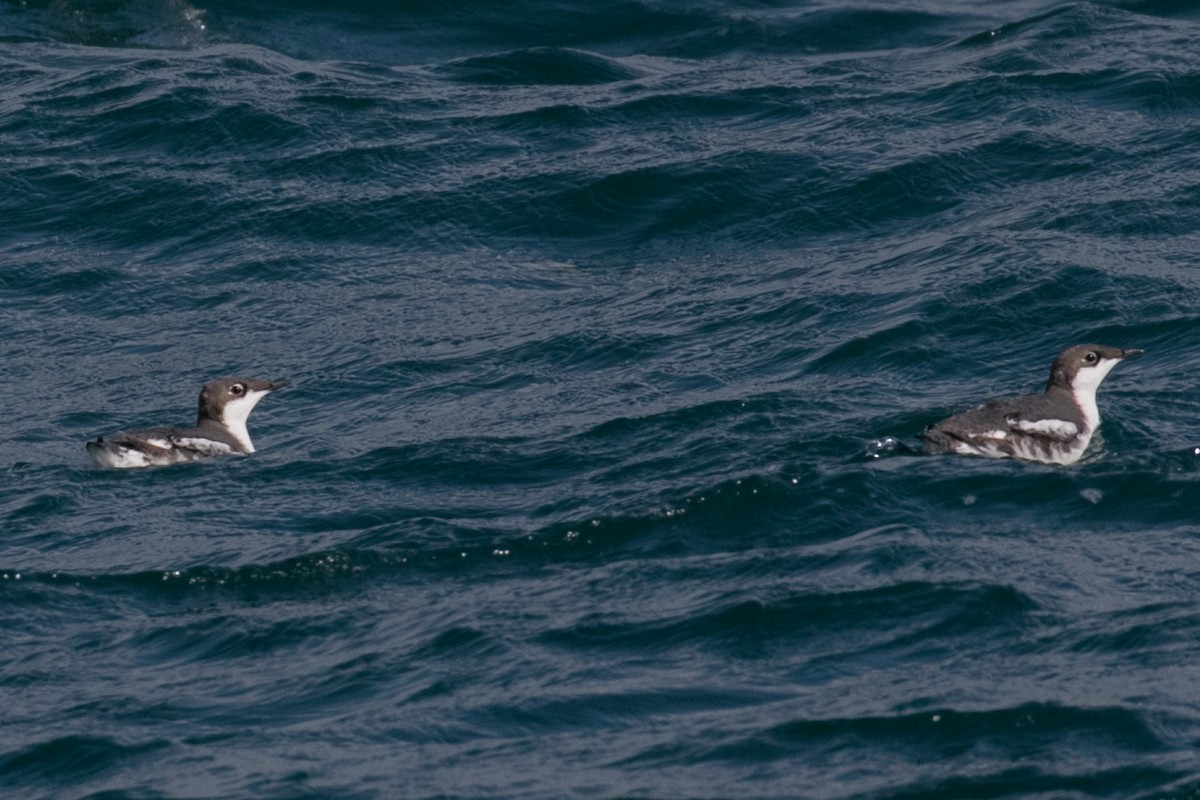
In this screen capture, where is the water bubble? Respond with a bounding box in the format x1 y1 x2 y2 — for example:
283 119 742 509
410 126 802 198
865 436 901 459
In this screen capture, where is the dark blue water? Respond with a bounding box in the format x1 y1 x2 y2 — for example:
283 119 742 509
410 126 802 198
5 1 1200 797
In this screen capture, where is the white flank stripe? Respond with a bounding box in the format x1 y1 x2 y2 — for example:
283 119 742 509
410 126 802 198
174 438 235 456
1013 418 1078 438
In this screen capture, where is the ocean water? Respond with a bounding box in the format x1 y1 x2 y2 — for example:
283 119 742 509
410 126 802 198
5 0 1200 797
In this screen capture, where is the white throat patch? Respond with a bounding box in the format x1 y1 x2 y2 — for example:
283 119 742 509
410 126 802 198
218 389 270 452
1071 358 1121 431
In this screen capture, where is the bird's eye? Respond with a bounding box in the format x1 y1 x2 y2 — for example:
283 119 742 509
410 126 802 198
230 383 246 396
1085 351 1099 364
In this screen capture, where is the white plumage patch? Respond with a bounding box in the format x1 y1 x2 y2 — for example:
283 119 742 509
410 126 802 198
949 438 1009 459
172 438 235 456
1010 417 1079 439
87 445 154 469
218 390 270 452
1010 434 1091 466
1071 357 1121 431
87 435 237 469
